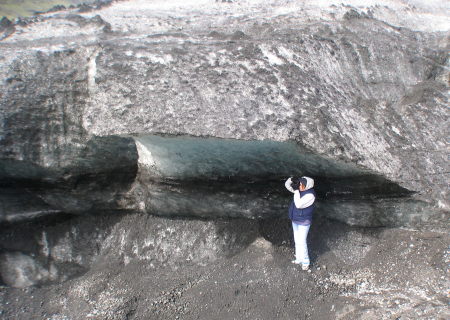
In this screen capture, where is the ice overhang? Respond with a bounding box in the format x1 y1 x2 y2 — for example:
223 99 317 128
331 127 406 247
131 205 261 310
134 135 370 181
132 135 417 226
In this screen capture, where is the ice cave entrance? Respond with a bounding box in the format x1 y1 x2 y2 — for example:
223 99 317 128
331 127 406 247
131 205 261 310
132 135 412 216
131 135 417 226
133 135 368 182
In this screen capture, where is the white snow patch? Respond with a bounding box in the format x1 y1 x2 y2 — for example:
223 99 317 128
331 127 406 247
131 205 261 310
437 200 448 210
391 126 401 135
88 50 99 93
278 46 295 60
40 232 50 257
51 233 73 262
238 60 257 72
137 52 173 64
259 45 284 66
207 52 217 66
4 210 61 222
135 140 157 168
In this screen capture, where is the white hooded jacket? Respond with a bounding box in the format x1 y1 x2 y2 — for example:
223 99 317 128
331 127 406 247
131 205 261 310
284 176 315 209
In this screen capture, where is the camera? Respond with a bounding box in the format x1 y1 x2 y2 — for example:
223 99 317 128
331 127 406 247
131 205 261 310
290 177 301 190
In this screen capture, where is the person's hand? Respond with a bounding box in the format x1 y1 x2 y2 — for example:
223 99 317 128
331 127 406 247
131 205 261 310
285 177 294 192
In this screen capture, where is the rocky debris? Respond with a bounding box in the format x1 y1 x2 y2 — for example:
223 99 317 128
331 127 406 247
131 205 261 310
0 17 14 40
0 252 54 288
63 14 112 32
0 213 259 288
75 0 114 13
1 215 447 319
0 213 115 287
46 5 67 14
149 280 196 318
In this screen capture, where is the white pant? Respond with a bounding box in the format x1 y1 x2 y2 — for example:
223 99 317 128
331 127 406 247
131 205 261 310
292 222 310 266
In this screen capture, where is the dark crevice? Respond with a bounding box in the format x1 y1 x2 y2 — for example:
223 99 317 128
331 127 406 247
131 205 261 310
157 173 414 201
313 175 414 200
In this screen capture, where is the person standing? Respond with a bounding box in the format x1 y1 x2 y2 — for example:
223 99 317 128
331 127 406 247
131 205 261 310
285 176 316 270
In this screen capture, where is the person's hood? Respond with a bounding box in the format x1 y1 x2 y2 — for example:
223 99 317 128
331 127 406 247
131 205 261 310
302 176 314 190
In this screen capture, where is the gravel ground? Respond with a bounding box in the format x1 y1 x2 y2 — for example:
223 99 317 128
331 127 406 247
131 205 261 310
0 216 448 320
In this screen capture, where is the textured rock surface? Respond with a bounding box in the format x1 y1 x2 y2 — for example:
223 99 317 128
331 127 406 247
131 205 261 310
0 0 449 227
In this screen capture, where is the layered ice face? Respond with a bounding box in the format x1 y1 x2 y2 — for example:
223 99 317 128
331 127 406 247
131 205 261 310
132 135 423 227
